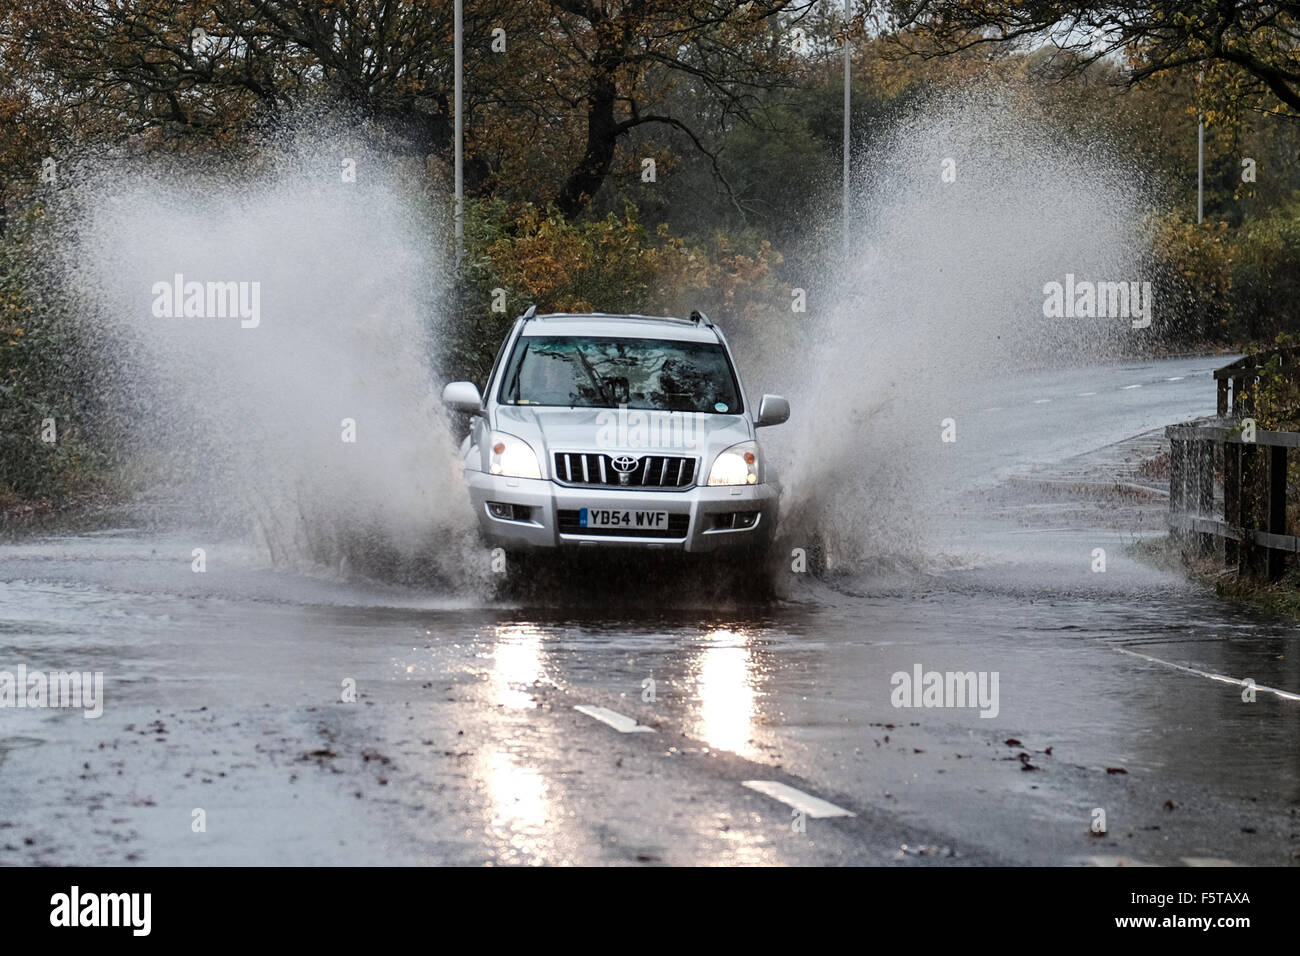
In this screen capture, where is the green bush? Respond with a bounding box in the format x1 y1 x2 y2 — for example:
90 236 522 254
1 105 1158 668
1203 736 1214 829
1230 196 1300 341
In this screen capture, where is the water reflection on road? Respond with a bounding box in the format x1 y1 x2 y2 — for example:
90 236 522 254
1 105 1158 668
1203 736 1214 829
692 628 760 757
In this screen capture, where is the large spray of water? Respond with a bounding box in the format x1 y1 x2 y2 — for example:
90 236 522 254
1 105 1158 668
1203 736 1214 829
768 86 1158 574
46 126 483 587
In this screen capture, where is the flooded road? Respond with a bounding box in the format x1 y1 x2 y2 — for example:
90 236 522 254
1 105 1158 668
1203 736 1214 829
2 355 1298 866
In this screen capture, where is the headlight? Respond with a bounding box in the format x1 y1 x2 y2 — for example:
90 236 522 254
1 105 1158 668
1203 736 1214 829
489 432 541 479
707 441 759 486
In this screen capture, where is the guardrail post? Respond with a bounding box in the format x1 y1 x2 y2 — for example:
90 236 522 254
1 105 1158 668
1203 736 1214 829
1269 444 1288 581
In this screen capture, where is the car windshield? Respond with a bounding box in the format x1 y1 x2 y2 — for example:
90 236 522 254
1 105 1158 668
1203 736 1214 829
499 335 743 413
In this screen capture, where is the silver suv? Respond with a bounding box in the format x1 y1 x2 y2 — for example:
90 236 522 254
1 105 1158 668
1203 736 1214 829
442 308 789 557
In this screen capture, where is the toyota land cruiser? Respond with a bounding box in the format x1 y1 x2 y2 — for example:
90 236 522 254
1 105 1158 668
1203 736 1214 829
442 308 789 557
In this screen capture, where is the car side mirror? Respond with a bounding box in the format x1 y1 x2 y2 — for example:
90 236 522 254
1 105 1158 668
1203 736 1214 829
756 393 790 427
442 381 485 416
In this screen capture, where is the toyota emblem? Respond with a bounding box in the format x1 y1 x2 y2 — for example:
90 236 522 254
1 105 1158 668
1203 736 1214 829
610 455 638 485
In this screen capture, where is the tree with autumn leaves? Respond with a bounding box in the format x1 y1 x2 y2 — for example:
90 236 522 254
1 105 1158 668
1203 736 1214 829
0 0 821 221
5 1 1300 506
887 2 1300 118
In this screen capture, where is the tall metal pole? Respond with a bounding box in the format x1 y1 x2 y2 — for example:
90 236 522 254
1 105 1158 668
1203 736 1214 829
842 0 851 254
1197 114 1204 224
1195 70 1204 226
454 0 464 264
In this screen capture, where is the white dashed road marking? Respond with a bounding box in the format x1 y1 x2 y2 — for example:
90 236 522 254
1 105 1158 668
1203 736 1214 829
742 780 856 818
1081 856 1156 867
574 704 656 733
1088 855 1243 867
1112 647 1300 702
993 369 1196 408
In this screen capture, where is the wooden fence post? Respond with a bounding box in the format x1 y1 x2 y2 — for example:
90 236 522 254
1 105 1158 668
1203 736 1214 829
1269 444 1288 581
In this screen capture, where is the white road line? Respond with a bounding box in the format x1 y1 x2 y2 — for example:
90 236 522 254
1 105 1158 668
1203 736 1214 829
1077 391 1097 397
981 406 1004 413
742 780 856 818
1166 376 1185 382
574 704 656 733
1033 398 1052 404
1112 647 1300 702
1122 384 1143 389
1081 856 1156 867
1182 857 1244 867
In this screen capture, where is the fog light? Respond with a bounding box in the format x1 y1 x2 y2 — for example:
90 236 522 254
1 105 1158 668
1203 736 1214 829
487 501 529 521
712 511 758 530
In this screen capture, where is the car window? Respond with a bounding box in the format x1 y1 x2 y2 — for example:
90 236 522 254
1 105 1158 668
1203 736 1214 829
499 335 743 414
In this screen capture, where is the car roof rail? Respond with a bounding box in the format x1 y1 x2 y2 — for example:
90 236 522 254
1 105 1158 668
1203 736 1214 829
529 310 714 328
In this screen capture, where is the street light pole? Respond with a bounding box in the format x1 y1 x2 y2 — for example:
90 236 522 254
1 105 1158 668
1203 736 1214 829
1197 113 1204 225
454 0 464 264
1195 70 1204 226
842 0 851 255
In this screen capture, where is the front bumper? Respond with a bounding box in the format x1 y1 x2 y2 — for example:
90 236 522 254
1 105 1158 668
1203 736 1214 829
464 470 778 553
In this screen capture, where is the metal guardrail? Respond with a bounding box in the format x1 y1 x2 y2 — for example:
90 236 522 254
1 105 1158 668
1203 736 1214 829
1168 352 1300 580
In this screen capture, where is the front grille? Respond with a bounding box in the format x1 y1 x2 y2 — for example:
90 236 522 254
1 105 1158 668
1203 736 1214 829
553 452 697 488
557 510 689 539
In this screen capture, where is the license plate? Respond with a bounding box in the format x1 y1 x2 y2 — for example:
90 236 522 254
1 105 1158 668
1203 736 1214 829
579 507 669 530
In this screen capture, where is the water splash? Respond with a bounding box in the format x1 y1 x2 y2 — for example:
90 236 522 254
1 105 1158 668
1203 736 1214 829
44 123 484 587
766 85 1158 574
